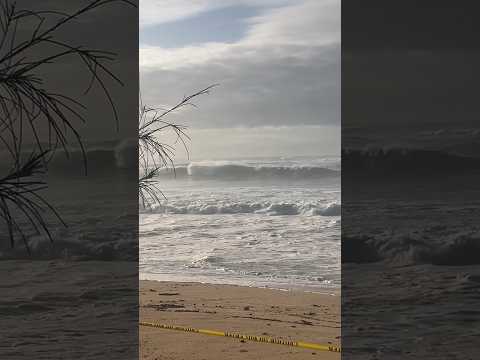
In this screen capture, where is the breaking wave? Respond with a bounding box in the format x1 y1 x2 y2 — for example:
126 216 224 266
141 201 341 217
343 230 480 266
0 213 138 261
156 161 339 180
0 236 139 261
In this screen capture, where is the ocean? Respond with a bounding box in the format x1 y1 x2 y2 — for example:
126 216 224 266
342 148 480 358
139 156 341 291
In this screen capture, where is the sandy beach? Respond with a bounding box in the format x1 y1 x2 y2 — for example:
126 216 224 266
140 280 340 360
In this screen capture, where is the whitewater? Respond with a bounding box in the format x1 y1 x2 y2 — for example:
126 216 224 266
140 156 341 291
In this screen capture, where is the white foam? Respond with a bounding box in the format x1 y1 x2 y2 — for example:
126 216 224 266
141 201 340 217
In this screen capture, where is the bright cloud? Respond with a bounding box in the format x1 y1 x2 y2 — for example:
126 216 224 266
140 0 340 132
139 0 295 27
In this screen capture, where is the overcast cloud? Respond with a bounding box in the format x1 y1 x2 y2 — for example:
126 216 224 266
140 0 339 157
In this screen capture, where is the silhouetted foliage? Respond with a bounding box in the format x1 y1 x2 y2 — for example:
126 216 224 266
0 0 135 251
138 85 217 207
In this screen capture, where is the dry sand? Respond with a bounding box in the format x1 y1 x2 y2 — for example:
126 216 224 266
140 280 340 360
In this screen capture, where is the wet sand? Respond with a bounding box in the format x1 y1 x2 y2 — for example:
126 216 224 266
140 280 340 360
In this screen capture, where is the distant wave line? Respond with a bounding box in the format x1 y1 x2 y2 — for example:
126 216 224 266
154 162 340 180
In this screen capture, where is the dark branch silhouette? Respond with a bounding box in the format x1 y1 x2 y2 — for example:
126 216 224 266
0 0 135 252
139 85 217 208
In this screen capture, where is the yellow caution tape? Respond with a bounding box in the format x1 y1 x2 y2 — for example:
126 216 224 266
140 321 341 353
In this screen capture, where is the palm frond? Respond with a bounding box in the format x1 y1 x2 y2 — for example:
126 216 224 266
0 151 64 253
0 0 136 172
138 85 217 207
0 0 136 251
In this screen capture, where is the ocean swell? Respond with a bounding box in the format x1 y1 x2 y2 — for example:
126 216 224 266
342 147 480 177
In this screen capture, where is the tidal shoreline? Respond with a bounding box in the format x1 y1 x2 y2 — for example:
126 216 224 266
140 280 341 360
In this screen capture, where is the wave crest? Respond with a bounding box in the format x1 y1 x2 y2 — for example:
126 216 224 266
156 161 339 180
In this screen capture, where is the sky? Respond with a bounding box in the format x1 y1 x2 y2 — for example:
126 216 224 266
139 0 340 160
